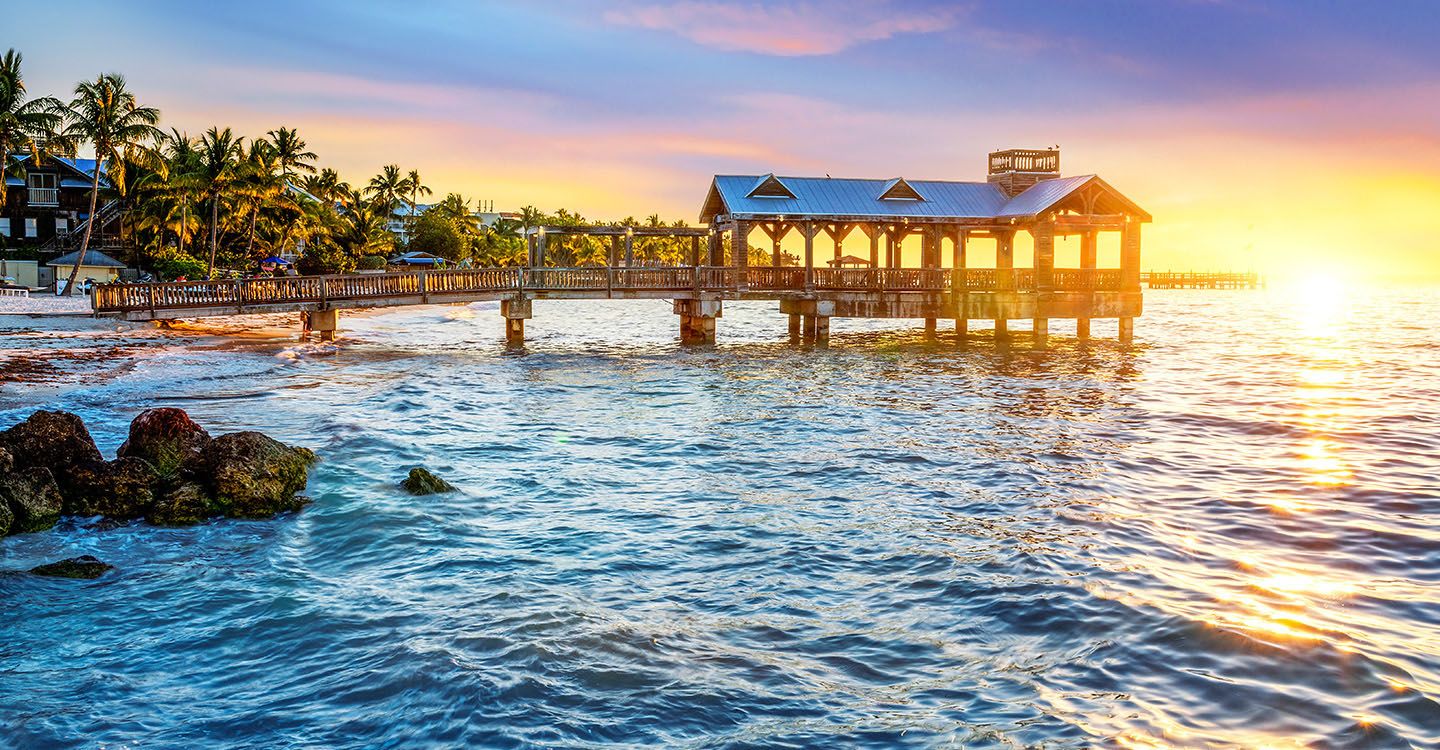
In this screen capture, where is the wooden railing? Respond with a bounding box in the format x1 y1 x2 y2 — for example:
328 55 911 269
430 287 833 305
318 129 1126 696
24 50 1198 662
92 266 1134 314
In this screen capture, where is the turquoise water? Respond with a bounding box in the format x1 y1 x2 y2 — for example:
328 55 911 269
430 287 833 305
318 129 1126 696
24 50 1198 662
1 287 1438 748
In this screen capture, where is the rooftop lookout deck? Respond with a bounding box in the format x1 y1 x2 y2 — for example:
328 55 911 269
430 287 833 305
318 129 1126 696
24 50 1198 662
93 148 1150 346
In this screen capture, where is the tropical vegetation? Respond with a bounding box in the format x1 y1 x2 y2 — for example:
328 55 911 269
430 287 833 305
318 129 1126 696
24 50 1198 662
2 49 710 284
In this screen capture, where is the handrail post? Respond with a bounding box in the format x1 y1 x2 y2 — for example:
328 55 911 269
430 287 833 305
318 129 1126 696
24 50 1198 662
419 270 428 303
319 274 328 307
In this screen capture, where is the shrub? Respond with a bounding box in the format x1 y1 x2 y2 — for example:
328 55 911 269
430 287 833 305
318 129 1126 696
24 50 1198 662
357 254 387 270
151 247 208 280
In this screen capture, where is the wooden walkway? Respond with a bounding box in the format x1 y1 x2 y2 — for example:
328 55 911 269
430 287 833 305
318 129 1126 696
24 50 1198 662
93 266 1127 316
92 266 1139 346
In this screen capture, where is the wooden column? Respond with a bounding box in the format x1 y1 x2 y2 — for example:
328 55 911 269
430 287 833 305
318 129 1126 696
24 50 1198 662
803 222 815 290
995 231 1014 338
1078 230 1097 339
731 221 749 273
689 235 701 266
922 226 938 338
884 228 897 268
1120 221 1141 342
537 231 548 268
832 225 844 264
623 232 635 266
954 230 968 342
527 234 537 267
1033 220 1055 345
868 225 880 268
772 224 783 267
609 235 621 267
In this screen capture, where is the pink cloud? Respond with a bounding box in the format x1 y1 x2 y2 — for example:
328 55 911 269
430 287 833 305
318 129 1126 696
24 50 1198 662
602 1 958 56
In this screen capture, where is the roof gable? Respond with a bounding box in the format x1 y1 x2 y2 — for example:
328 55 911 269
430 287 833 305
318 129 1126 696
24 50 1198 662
879 178 923 201
998 174 1151 221
703 174 1009 222
746 174 796 199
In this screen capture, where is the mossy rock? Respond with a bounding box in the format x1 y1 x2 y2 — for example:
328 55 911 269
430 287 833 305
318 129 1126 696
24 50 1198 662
201 432 317 519
0 446 13 475
0 498 12 536
1 410 102 476
117 407 212 479
63 457 160 520
146 481 219 526
1 467 64 534
402 467 455 495
30 555 113 579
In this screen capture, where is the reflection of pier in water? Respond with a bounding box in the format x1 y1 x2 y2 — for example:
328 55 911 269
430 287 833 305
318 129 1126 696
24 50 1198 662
1142 271 1261 290
93 148 1151 347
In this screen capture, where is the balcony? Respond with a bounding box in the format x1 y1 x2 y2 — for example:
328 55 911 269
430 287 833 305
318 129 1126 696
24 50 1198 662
28 187 59 207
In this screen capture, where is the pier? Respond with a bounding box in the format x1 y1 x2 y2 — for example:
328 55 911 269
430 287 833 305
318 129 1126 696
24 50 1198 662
93 149 1151 346
1142 271 1260 289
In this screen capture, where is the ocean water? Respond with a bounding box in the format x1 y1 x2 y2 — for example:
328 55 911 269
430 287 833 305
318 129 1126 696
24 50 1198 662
1 285 1438 748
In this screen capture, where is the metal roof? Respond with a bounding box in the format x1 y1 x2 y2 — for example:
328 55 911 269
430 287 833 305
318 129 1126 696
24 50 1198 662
995 174 1096 218
702 173 1146 223
8 154 110 187
704 175 1010 222
48 249 126 268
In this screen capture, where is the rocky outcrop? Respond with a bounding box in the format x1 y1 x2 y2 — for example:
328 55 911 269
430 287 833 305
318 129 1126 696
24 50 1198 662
1 467 64 533
117 407 211 478
64 457 160 519
145 482 217 527
202 432 316 519
0 410 102 476
402 467 456 495
30 555 113 579
0 409 316 535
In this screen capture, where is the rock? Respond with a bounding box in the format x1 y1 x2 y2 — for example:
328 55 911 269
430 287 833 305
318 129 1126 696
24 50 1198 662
402 467 455 495
0 498 11 536
201 431 316 519
0 410 102 476
0 445 13 475
30 555 113 579
63 457 159 519
117 407 212 478
1 467 64 534
146 481 218 526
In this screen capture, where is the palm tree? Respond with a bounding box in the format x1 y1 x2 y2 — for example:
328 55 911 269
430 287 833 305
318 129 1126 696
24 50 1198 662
266 126 316 185
366 164 405 216
192 126 244 276
301 167 341 203
404 168 432 234
0 49 63 206
236 139 285 257
158 128 200 258
57 73 161 295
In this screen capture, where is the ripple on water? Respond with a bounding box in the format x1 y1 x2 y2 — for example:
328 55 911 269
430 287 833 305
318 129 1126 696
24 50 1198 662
1 290 1439 747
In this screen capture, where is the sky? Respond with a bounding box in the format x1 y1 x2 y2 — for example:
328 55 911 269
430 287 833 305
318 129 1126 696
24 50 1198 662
11 0 1440 280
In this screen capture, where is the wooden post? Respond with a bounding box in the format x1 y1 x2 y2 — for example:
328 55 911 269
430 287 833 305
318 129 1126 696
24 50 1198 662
788 313 801 342
689 235 700 266
803 222 815 290
955 230 968 342
1120 221 1141 342
501 297 532 348
923 226 937 336
1078 230 1097 339
1033 220 1054 346
833 225 843 264
610 235 622 267
885 229 896 269
624 232 634 267
537 231 548 267
771 223 783 267
868 225 880 269
996 231 1013 338
731 221 749 272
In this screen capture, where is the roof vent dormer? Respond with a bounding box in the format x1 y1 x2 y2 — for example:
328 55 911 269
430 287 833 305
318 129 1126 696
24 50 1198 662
746 173 796 199
879 177 924 201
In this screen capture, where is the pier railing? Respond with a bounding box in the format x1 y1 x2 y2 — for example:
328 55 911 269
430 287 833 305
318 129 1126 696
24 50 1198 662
93 266 1130 314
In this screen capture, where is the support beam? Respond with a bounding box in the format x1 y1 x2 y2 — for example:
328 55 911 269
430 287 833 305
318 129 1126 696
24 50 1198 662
689 235 701 266
1078 230 1097 339
1033 220 1055 347
803 222 815 290
624 232 635 266
788 313 801 342
868 226 880 268
303 309 338 342
674 298 722 345
731 221 749 274
955 231 968 343
1120 221 1141 342
501 297 532 347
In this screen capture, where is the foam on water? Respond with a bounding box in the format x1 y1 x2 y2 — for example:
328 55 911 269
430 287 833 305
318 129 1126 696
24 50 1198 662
1 286 1438 748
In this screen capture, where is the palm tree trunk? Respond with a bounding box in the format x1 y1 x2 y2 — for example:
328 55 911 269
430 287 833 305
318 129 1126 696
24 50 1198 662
245 206 258 256
207 197 219 278
178 201 187 257
63 166 102 297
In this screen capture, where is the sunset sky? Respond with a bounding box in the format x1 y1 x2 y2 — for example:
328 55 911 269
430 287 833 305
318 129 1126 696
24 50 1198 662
13 1 1440 280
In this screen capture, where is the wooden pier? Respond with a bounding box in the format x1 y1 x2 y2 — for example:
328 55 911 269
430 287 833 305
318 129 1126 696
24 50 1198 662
1141 271 1260 289
92 149 1152 347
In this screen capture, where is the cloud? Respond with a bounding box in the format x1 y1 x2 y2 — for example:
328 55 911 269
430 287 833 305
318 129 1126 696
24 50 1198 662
602 1 958 56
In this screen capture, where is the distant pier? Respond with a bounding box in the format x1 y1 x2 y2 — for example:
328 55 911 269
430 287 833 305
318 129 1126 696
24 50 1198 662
1142 271 1261 289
